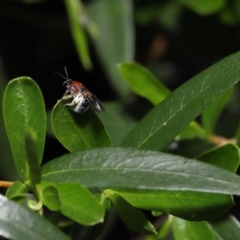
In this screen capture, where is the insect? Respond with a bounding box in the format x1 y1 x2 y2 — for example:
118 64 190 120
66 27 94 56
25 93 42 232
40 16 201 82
56 67 105 114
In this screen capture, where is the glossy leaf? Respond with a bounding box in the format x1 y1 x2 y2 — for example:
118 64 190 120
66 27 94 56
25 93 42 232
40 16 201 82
177 0 225 15
118 61 206 140
64 0 91 69
86 0 134 98
209 215 240 239
39 182 104 226
98 102 136 146
3 77 46 181
111 189 232 221
56 182 104 226
0 67 18 180
198 143 240 172
119 62 206 140
202 88 232 134
172 217 215 240
111 145 239 220
5 181 28 200
121 51 240 151
51 99 111 152
0 194 70 240
40 183 61 211
42 147 240 196
105 190 156 234
118 62 170 105
159 144 239 236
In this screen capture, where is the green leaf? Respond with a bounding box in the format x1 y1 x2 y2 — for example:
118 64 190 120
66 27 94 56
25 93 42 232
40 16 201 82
98 102 136 146
43 186 61 211
179 121 206 139
5 181 28 200
40 182 104 226
86 0 134 98
111 189 232 221
118 61 205 140
25 128 41 189
111 146 239 220
51 99 111 152
160 145 239 237
0 67 18 180
172 217 215 240
56 182 104 225
64 0 91 70
3 77 46 181
177 0 225 15
0 194 70 240
95 193 111 211
105 190 156 235
198 143 240 172
202 88 233 134
118 62 170 105
38 182 61 211
42 147 240 195
208 215 240 239
121 51 240 151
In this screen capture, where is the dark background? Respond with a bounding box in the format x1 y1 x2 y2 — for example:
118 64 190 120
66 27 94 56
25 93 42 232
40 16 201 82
0 0 240 238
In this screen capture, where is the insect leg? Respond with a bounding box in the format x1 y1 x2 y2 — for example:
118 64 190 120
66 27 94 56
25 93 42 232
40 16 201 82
64 96 79 107
62 94 73 100
64 101 76 107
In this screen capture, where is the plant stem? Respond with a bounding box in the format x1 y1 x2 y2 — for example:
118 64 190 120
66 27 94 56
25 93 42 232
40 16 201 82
0 181 13 188
209 135 236 146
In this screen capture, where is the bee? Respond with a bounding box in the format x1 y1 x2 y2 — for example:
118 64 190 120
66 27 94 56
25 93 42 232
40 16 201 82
56 67 105 114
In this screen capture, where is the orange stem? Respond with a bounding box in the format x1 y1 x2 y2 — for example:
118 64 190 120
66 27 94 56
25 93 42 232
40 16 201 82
0 181 13 188
208 135 236 146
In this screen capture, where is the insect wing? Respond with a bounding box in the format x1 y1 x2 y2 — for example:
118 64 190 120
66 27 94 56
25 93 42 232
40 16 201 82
73 84 105 113
89 95 105 113
75 86 104 113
